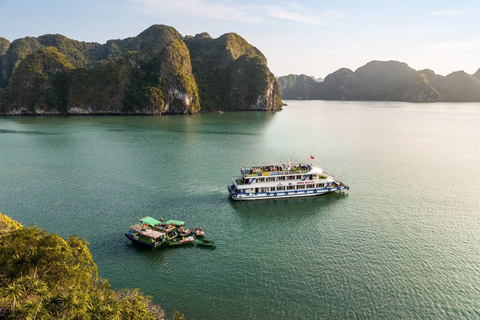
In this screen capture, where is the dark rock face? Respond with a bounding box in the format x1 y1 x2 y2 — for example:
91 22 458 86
0 25 282 115
277 74 319 100
184 32 281 111
1 47 74 115
157 39 200 114
0 37 11 89
278 61 480 102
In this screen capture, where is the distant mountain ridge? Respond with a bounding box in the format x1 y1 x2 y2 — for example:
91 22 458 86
0 25 282 115
278 61 480 102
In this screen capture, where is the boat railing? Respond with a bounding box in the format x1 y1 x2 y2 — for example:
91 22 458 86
242 168 310 177
233 177 244 185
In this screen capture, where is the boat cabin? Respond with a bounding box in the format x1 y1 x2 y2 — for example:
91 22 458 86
129 224 167 247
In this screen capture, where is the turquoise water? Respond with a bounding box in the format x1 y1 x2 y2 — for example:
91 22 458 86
1 101 480 319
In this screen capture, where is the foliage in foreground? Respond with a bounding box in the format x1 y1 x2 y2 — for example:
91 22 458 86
0 212 165 320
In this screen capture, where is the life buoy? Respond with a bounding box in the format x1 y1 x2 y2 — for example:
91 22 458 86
304 190 307 193
267 192 270 196
274 192 277 196
328 188 331 192
314 189 317 193
245 193 250 196
295 190 298 193
233 193 237 198
285 192 288 195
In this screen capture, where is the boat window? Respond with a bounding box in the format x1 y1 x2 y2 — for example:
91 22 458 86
296 175 302 179
278 176 286 181
307 184 314 188
287 186 295 190
258 178 264 182
277 186 285 191
288 176 295 180
270 187 276 191
316 183 324 188
297 185 305 189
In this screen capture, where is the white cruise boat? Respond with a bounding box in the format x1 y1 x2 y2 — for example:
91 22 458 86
228 160 349 201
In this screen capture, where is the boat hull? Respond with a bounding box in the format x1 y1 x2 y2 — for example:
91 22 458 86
167 240 194 246
196 239 216 247
167 236 195 246
228 185 348 201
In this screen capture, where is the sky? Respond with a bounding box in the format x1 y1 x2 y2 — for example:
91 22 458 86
1 0 480 78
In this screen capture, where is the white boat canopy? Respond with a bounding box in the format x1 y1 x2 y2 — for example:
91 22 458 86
307 166 324 175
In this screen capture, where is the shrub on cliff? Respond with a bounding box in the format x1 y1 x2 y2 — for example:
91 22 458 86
0 212 164 319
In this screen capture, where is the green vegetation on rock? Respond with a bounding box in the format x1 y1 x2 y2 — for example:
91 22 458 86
67 56 140 114
0 38 10 56
157 39 200 114
36 34 101 68
0 24 281 114
1 47 74 114
184 32 281 111
0 212 164 319
128 25 183 58
1 37 43 88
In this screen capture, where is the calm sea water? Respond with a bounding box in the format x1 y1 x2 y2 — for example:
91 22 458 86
1 101 480 319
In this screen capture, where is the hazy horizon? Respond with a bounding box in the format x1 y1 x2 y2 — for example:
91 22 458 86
1 0 479 79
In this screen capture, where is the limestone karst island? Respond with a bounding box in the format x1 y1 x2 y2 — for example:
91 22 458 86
0 25 282 115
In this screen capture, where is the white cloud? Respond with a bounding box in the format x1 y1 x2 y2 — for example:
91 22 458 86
129 0 263 24
128 0 341 25
426 9 469 16
423 38 480 55
389 38 480 76
265 4 341 25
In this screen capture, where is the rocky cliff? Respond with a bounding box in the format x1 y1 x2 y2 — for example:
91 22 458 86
278 61 480 102
184 32 281 111
0 25 282 115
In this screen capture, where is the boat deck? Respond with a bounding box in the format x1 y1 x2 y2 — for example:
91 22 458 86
242 164 311 177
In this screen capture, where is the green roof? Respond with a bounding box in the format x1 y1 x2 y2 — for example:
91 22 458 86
165 220 185 227
140 216 161 226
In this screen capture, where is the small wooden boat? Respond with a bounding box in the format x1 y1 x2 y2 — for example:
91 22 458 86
167 236 195 246
196 239 216 247
194 227 204 238
176 228 193 238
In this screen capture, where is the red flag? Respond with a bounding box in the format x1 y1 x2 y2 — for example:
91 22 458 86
310 156 315 159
